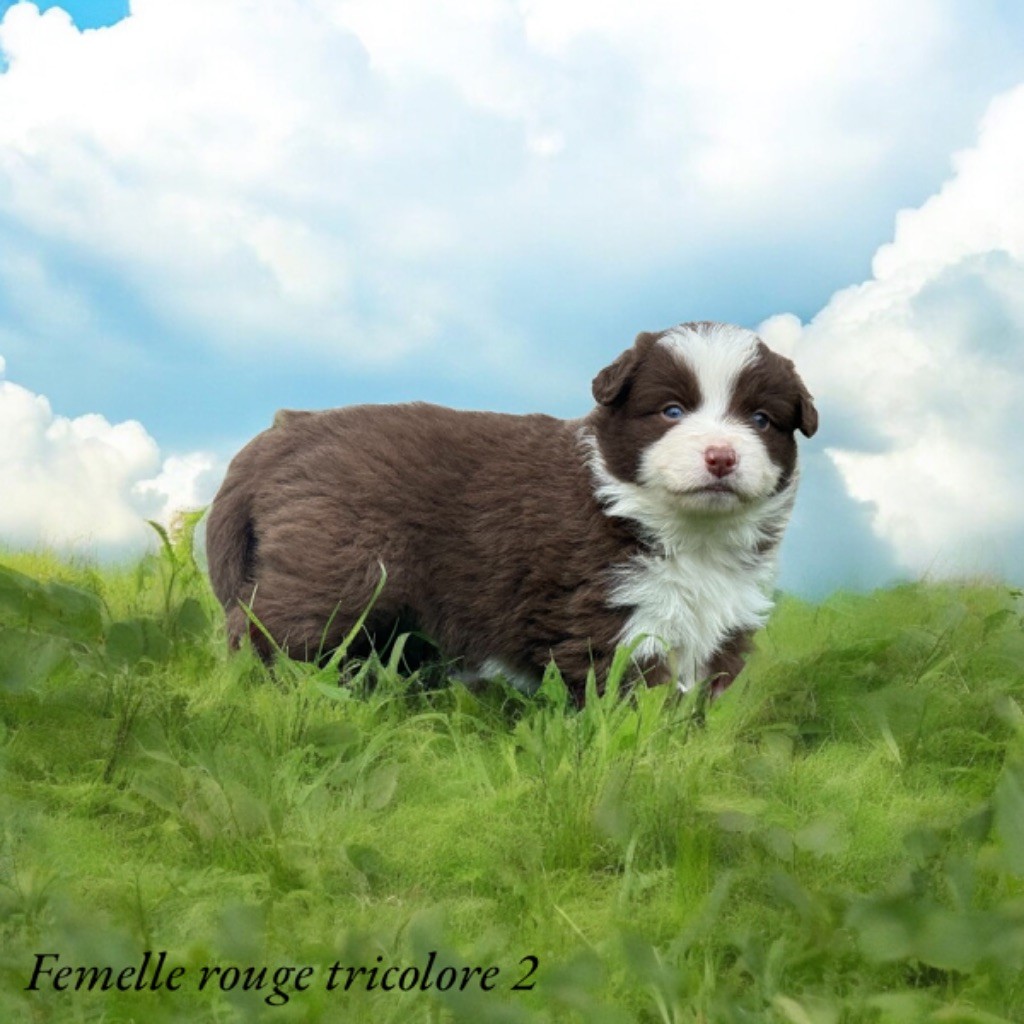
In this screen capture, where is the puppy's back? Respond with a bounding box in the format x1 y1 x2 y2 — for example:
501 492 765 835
205 402 583 657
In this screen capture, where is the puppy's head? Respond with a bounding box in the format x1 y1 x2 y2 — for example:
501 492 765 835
590 322 817 514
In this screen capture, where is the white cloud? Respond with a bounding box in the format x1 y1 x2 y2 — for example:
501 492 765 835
760 83 1024 578
0 0 1003 366
0 358 219 554
518 0 945 201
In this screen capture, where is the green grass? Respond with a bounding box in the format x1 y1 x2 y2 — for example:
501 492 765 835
1 524 1024 1022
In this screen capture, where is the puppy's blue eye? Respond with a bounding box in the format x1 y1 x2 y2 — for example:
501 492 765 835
751 411 772 431
662 405 685 421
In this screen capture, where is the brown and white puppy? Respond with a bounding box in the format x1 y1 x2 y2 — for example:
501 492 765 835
206 321 817 703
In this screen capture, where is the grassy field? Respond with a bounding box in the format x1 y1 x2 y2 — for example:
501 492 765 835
1 520 1024 1022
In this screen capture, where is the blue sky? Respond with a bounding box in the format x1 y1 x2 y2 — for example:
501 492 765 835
0 0 124 30
2 0 1024 593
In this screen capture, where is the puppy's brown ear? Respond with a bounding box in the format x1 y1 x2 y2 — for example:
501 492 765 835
766 349 819 438
796 378 819 438
592 332 656 406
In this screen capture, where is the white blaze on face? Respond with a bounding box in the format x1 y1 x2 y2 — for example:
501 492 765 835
638 324 782 509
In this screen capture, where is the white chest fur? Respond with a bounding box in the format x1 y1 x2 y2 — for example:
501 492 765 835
585 434 795 691
608 540 777 691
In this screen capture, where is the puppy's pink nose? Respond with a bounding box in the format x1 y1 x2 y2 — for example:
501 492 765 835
704 445 737 478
